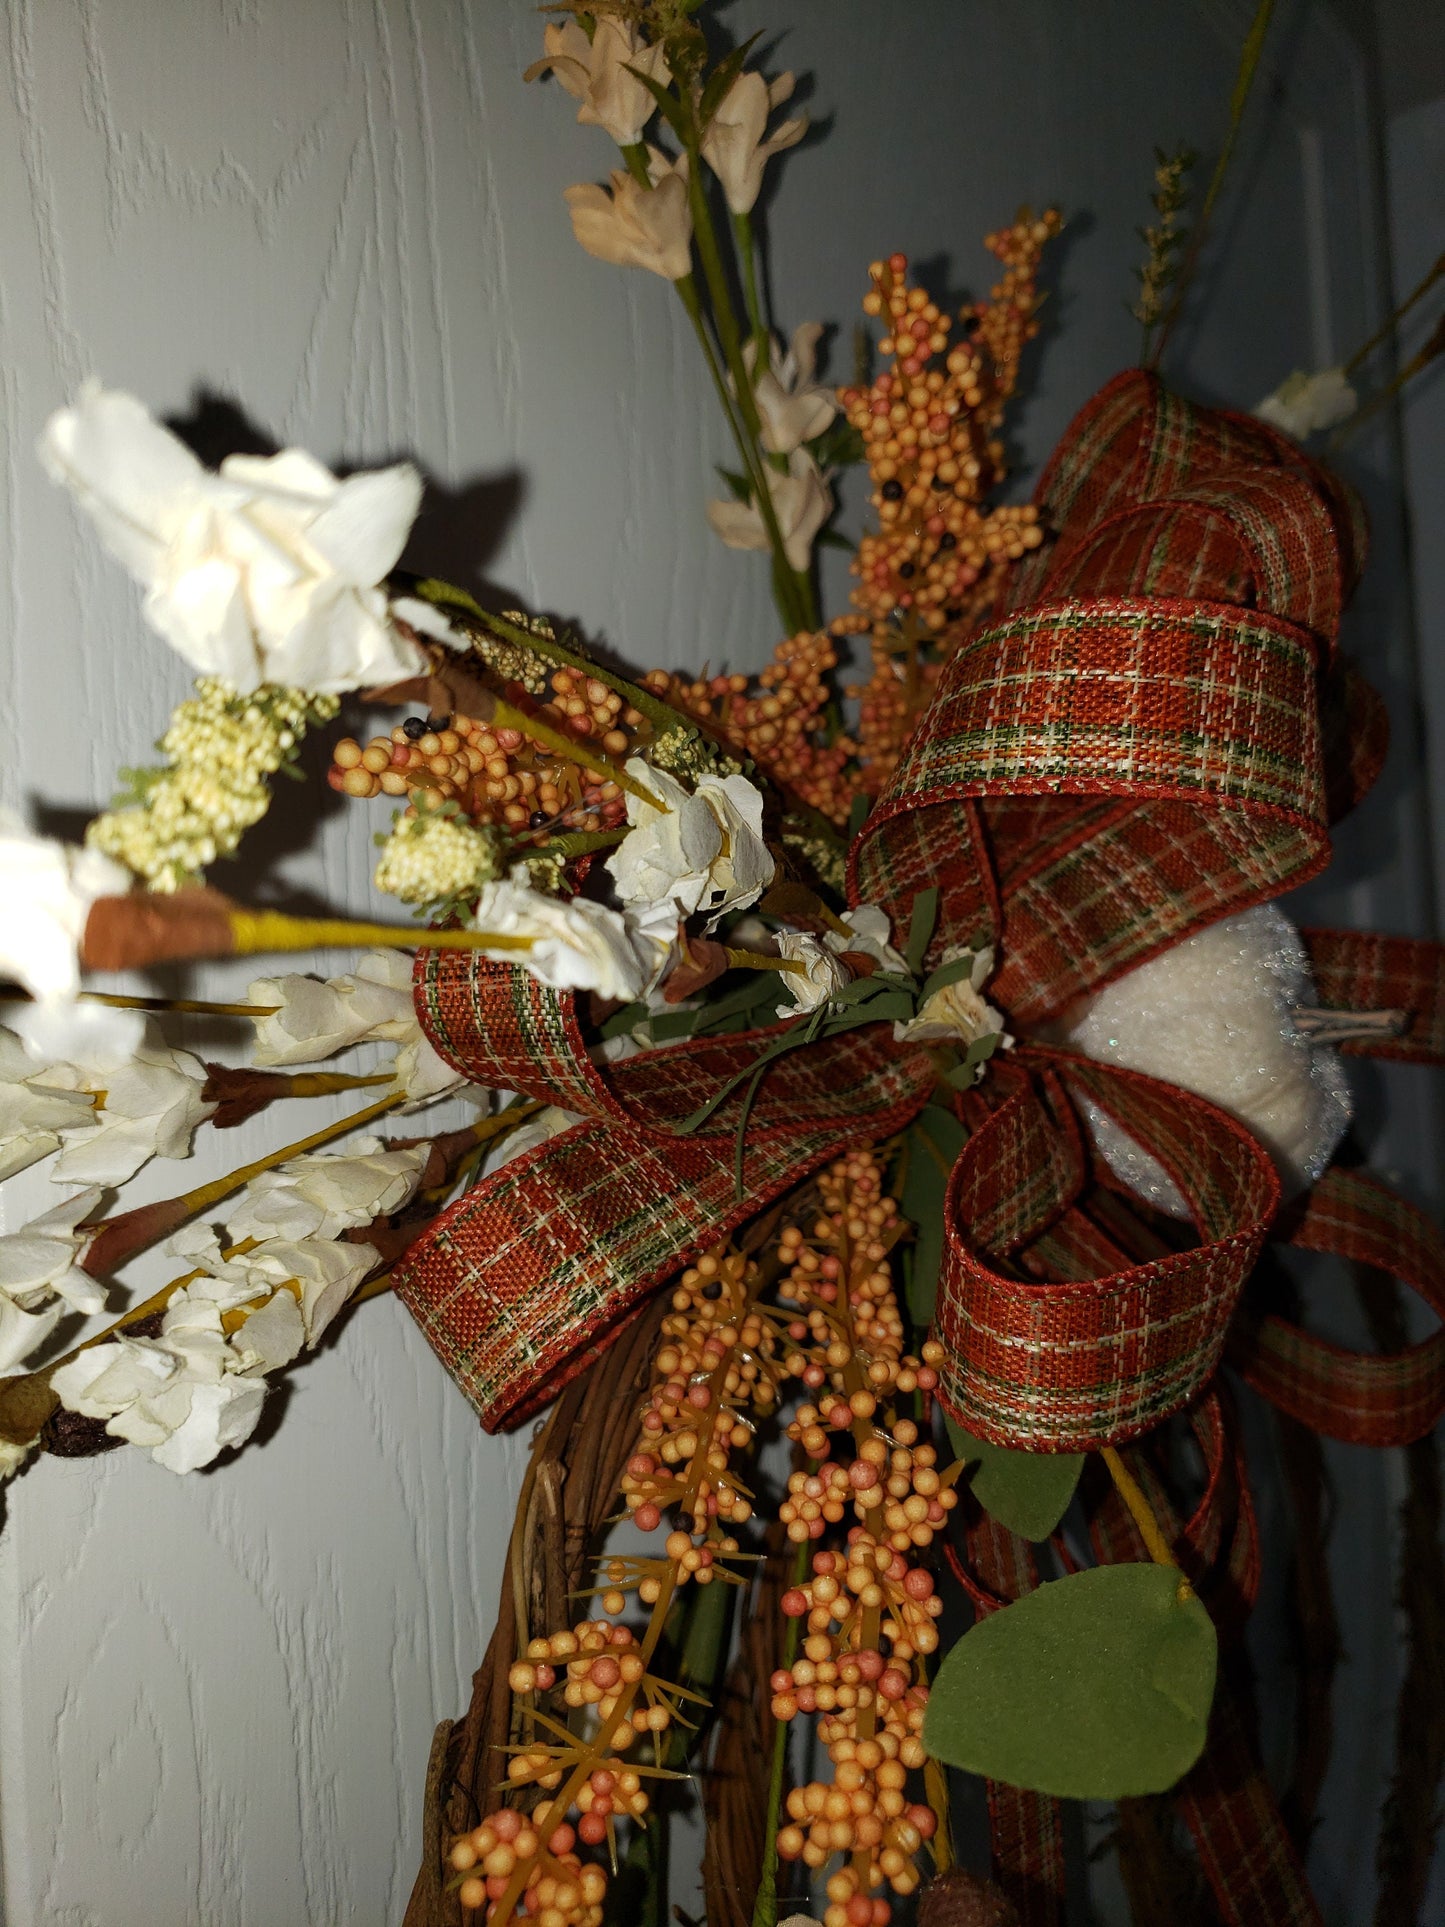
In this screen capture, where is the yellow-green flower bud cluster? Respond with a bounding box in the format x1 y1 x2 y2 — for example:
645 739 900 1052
87 680 339 892
373 806 502 911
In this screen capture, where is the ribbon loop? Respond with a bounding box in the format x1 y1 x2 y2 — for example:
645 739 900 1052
934 1052 1279 1450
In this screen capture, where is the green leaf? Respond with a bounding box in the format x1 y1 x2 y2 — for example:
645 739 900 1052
945 1418 1083 1541
715 465 753 504
900 1105 967 1321
924 1563 1217 1799
919 954 980 1002
846 794 870 839
624 64 690 140
905 887 940 976
698 33 762 127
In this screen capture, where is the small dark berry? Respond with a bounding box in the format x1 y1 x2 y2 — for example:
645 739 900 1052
881 479 904 501
402 716 428 740
944 606 963 621
529 810 548 829
939 531 957 551
898 561 916 579
426 714 452 732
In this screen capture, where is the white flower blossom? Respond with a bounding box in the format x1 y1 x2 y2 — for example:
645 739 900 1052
0 812 129 1005
826 904 909 976
895 945 1009 1049
171 1224 377 1349
607 761 774 927
43 1040 215 1187
51 1293 268 1475
248 950 466 1106
39 385 425 694
471 879 659 1002
0 1027 99 1182
525 16 671 147
1254 367 1356 441
700 68 807 214
0 1188 106 1335
213 1138 430 1247
746 324 838 455
706 446 833 572
775 931 850 1018
564 146 693 282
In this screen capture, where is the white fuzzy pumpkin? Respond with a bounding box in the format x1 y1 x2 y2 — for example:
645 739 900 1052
1048 904 1351 1217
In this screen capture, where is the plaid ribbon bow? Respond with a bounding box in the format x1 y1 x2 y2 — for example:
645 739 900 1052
393 369 1444 1458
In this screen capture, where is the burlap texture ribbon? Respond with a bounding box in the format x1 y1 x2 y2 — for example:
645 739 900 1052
391 368 1445 1453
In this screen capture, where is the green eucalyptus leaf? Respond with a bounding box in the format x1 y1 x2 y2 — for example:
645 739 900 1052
945 1418 1083 1541
923 1563 1218 1799
919 953 981 1002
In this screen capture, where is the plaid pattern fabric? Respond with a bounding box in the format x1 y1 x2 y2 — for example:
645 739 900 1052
1299 926 1445 1065
1230 1166 1445 1446
854 595 1328 1023
934 1051 1279 1449
394 988 934 1429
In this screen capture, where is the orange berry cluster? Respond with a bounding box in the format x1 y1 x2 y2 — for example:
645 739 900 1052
838 224 1057 636
642 636 855 825
763 1151 955 1926
327 664 649 839
450 1247 771 1924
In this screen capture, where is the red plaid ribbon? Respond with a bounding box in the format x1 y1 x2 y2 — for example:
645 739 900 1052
391 367 1445 1464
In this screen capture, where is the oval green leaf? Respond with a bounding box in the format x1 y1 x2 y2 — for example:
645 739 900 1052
923 1563 1218 1799
946 1417 1083 1542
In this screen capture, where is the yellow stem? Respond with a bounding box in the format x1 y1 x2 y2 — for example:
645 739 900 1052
170 1090 406 1221
723 948 808 977
490 694 656 807
78 991 282 1017
1100 1445 1189 1594
283 1071 397 1099
226 911 533 958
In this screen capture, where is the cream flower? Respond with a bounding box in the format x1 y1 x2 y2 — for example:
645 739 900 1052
700 68 807 214
776 931 850 1018
0 813 129 1004
248 951 465 1105
471 879 656 1002
564 146 693 282
215 1138 429 1246
0 1028 99 1182
1254 367 1356 441
525 16 670 147
0 1189 106 1332
171 1225 377 1348
39 385 425 694
45 1041 215 1187
826 904 909 976
706 446 833 572
606 760 774 925
51 1297 268 1476
895 945 1008 1049
0 1437 37 1483
746 323 838 454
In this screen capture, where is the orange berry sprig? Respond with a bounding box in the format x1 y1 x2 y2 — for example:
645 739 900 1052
327 661 651 839
764 1151 957 1926
448 1245 777 1924
837 219 1059 638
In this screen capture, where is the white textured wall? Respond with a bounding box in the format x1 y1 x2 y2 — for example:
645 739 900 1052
0 3 1435 1922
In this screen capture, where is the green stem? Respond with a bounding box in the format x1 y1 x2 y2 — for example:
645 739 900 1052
683 153 815 633
734 208 768 347
751 1533 811 1927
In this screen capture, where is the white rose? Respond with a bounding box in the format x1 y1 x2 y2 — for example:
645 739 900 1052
895 945 1008 1049
826 904 909 976
472 879 655 1002
607 761 774 926
776 931 850 1018
39 385 425 694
